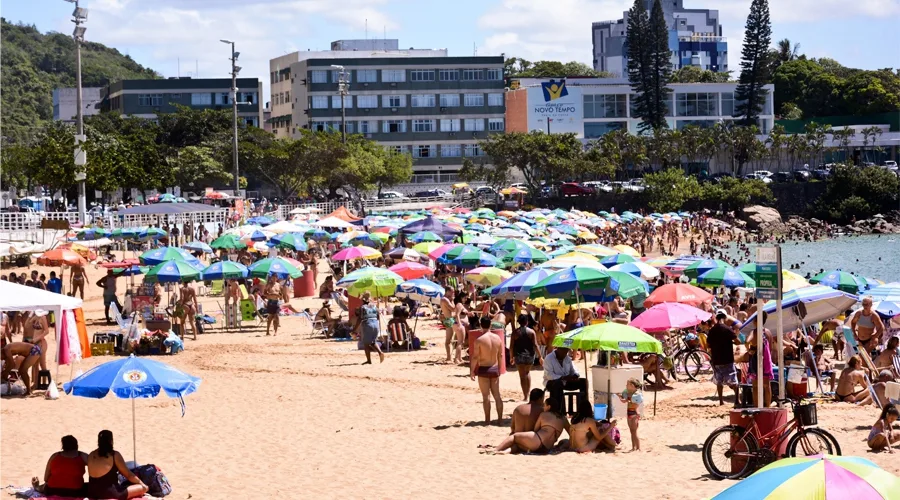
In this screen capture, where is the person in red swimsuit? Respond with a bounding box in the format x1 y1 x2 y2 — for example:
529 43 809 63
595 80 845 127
32 435 88 497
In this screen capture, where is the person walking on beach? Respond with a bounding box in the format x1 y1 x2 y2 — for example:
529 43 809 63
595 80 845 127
471 316 503 424
263 278 282 336
70 264 86 300
354 291 384 364
96 270 123 324
707 311 740 406
511 313 538 401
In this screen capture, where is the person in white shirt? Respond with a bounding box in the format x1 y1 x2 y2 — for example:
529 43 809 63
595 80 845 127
543 347 585 410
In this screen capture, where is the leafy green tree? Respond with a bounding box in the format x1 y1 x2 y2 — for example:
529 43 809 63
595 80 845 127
642 167 701 212
812 164 899 222
861 126 884 164
830 128 856 164
735 0 773 124
371 147 413 195
670 66 731 83
804 122 831 167
647 128 682 170
700 177 773 212
169 145 232 190
504 58 612 78
785 133 808 169
765 124 786 171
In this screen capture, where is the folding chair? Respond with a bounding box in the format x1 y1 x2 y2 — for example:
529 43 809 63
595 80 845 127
332 292 350 318
297 311 327 339
388 321 412 351
208 280 225 297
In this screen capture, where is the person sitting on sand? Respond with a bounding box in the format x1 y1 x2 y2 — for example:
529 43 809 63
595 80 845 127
316 300 339 336
491 398 569 454
872 370 896 408
868 404 899 453
32 435 88 497
568 396 617 453
511 389 545 435
875 337 899 375
471 316 503 424
835 355 872 404
1 342 42 394
808 345 836 393
87 430 148 500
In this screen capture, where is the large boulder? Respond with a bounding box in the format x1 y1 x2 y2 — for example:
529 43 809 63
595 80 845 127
741 205 784 232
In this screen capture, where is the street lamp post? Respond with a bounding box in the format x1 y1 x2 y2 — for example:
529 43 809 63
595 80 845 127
331 65 348 144
66 0 88 222
221 39 241 197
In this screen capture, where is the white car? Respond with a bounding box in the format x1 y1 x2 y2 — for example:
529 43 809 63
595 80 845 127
882 161 898 172
626 179 646 192
744 173 773 183
583 181 613 193
378 191 406 200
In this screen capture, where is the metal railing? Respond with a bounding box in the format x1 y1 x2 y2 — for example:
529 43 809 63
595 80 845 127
277 195 470 220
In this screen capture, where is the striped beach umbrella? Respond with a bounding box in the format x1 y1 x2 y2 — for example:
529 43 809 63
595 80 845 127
809 270 867 294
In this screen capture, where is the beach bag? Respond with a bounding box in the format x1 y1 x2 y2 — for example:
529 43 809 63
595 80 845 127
130 464 172 497
412 336 421 350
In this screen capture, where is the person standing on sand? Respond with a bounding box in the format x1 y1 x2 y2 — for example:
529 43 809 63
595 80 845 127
354 291 384 364
706 311 741 406
70 264 87 299
511 313 537 401
471 316 503 424
852 297 885 355
96 270 123 324
176 281 199 340
440 289 458 363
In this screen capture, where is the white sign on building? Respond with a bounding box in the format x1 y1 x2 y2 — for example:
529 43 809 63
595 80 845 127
526 79 583 137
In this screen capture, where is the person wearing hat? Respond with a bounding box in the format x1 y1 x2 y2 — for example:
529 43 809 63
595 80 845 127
315 300 338 335
706 310 741 406
352 291 384 364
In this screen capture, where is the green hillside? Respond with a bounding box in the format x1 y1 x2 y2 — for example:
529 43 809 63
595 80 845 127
1 18 160 142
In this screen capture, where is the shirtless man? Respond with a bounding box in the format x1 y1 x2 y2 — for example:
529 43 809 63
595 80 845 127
852 298 885 355
511 389 545 435
177 282 199 340
835 355 872 404
440 290 457 363
471 316 503 424
70 264 87 300
875 337 899 375
264 278 282 336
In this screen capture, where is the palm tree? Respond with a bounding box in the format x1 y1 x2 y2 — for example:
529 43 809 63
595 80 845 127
861 125 883 164
776 38 801 63
766 124 786 171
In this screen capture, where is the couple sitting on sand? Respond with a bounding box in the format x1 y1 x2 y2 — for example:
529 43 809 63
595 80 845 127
32 430 148 499
484 390 618 454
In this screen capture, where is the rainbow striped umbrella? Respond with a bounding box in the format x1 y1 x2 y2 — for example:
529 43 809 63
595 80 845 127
712 455 900 500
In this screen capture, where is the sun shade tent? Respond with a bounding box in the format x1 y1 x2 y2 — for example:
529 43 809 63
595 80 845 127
398 215 463 239
325 206 362 222
312 216 356 229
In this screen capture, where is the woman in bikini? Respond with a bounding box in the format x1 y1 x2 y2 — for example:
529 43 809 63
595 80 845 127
175 283 199 340
70 265 87 300
23 309 50 389
568 396 618 453
86 430 147 499
491 398 569 454
852 297 885 355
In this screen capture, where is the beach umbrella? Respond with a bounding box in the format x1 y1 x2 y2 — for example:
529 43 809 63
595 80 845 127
409 230 443 243
498 246 550 266
144 260 201 283
264 221 303 234
396 279 446 305
609 262 660 280
337 267 381 287
412 242 443 256
428 243 461 260
336 230 368 243
113 265 147 277
740 285 860 335
683 259 730 279
644 283 713 307
711 454 900 500
438 245 499 268
873 301 900 319
630 303 712 333
210 234 247 250
606 271 650 300
490 267 556 301
201 261 248 280
641 256 672 268
64 354 201 463
248 257 303 279
553 322 663 354
36 248 87 267
181 241 213 254
332 245 382 261
571 244 617 257
809 270 868 294
530 267 614 301
469 233 498 247
247 215 276 226
346 269 404 298
75 228 110 241
697 267 757 288
612 244 640 257
305 228 331 241
269 232 309 252
600 253 637 267
866 282 900 302
350 232 388 248
157 193 176 203
464 267 513 287
389 262 434 280
489 238 532 255
660 255 706 276
139 246 197 266
385 247 426 262
242 230 269 242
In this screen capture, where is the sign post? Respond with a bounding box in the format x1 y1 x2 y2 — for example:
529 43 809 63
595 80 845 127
754 246 783 408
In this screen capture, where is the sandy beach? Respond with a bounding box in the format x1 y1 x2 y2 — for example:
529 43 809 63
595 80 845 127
2 259 898 500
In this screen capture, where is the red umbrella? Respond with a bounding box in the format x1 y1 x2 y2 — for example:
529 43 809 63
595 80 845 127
36 248 87 267
99 259 141 269
452 207 471 214
644 283 713 307
389 262 434 280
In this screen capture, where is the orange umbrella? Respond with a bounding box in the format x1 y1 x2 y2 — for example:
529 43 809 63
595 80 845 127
36 248 87 267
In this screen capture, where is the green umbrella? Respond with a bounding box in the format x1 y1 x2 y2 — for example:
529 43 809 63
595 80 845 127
529 267 614 300
248 257 302 279
144 260 201 283
552 322 663 354
489 238 531 254
498 246 550 266
737 262 758 279
696 267 757 288
210 234 247 250
809 270 867 294
683 259 729 279
346 269 404 298
606 270 649 300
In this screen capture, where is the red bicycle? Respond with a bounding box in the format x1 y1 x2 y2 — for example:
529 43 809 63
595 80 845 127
702 399 841 480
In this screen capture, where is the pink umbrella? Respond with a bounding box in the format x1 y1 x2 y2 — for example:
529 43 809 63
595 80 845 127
332 246 382 261
428 243 461 260
630 302 712 333
389 262 434 280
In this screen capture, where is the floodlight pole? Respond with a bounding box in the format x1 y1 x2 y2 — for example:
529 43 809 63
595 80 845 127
67 0 88 223
222 40 240 197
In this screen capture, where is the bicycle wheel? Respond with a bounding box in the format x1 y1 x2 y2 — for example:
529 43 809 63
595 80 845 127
786 428 835 457
683 349 713 382
702 425 759 480
817 428 843 456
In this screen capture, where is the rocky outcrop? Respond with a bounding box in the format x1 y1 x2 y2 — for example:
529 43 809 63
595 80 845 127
741 205 784 233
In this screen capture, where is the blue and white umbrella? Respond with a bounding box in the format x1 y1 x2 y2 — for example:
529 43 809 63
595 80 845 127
247 215 276 226
490 267 555 300
740 285 859 334
866 282 900 303
64 354 201 463
395 279 445 304
181 241 213 254
873 301 900 319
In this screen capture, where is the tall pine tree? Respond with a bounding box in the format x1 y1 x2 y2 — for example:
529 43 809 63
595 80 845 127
626 0 651 128
646 0 673 131
734 0 772 124
627 0 672 133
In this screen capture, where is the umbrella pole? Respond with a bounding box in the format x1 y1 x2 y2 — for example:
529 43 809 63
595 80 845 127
132 396 137 464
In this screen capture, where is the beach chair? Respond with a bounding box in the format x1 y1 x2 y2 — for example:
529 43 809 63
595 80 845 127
388 321 412 351
297 310 327 339
332 292 349 319
208 280 225 297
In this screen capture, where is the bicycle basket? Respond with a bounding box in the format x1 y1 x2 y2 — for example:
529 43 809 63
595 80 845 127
795 402 817 426
686 338 701 349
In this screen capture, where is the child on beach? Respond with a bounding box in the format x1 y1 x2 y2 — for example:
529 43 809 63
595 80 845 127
868 404 899 453
618 378 644 452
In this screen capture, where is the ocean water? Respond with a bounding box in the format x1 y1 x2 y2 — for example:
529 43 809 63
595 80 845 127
719 234 900 284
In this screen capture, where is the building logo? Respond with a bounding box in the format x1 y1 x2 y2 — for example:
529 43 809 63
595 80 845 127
541 80 568 102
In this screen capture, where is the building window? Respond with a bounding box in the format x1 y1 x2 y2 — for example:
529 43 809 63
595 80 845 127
676 93 718 117
442 144 461 157
440 119 461 132
440 94 460 107
486 68 503 80
382 69 406 82
584 94 626 118
390 145 407 154
218 92 232 105
332 95 352 108
584 121 626 138
383 120 407 133
311 96 329 109
488 118 505 131
410 69 435 81
411 94 435 107
383 95 406 108
412 119 435 132
331 70 351 83
357 95 378 108
357 69 377 83
311 70 327 83
721 92 735 117
191 93 212 105
439 69 458 81
487 93 504 107
169 93 181 100
413 144 435 158
676 120 718 130
464 144 484 157
631 94 673 117
358 120 373 134
284 91 289 103
462 69 484 81
464 118 484 131
464 94 484 107
138 94 162 106
271 72 276 84
311 121 328 132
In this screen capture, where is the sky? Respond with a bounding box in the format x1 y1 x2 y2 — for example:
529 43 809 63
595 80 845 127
3 0 899 105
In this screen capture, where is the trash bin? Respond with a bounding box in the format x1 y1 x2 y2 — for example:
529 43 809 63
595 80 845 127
729 407 788 474
293 270 315 298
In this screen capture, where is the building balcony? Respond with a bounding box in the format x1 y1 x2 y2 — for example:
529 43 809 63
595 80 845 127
308 105 504 119
678 35 727 42
307 80 505 93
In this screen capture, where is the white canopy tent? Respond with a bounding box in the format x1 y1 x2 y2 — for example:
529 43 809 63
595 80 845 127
312 216 355 229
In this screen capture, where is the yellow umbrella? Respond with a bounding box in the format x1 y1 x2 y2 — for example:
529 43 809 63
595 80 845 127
613 244 641 257
573 244 617 257
497 210 518 217
464 267 513 287
526 297 598 311
412 242 442 255
577 231 598 240
500 187 527 195
782 270 811 292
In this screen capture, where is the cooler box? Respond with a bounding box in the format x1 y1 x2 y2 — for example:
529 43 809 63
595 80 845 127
785 363 809 399
592 364 643 418
294 270 315 298
729 407 788 473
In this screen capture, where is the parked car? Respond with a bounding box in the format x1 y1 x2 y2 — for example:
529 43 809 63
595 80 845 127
559 182 595 196
508 183 528 191
475 186 497 197
773 172 793 183
625 179 646 192
881 161 898 173
811 168 831 180
744 173 773 183
583 181 613 193
793 169 811 182
378 191 406 200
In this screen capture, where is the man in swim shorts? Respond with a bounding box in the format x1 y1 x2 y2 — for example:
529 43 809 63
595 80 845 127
471 316 503 424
